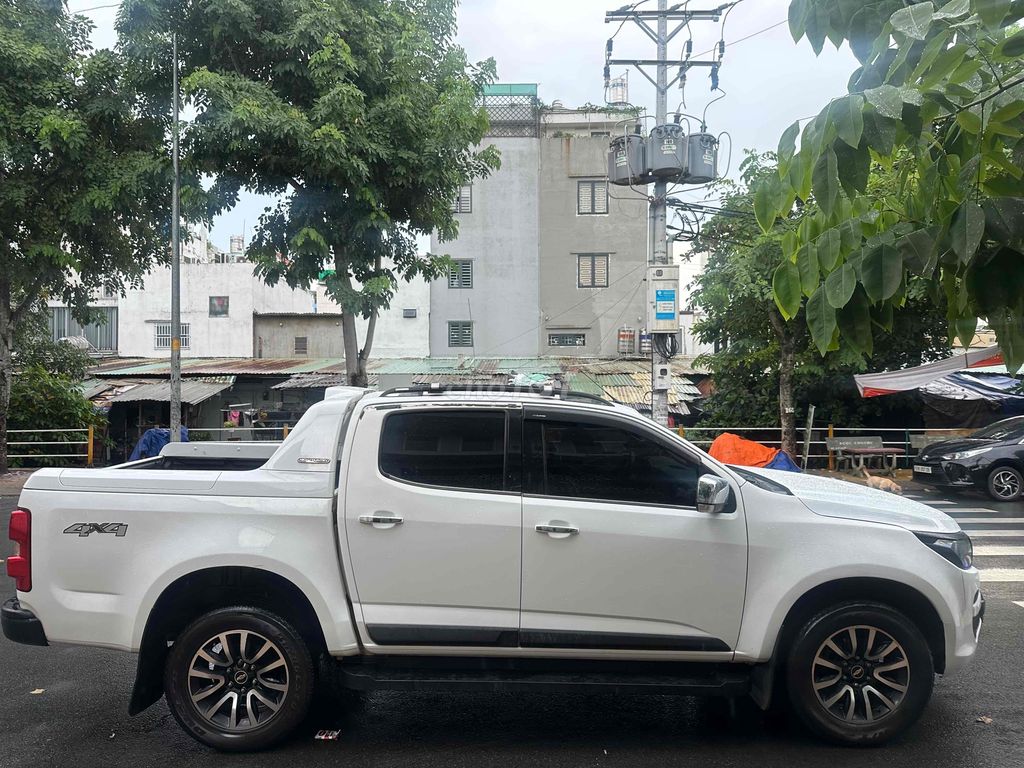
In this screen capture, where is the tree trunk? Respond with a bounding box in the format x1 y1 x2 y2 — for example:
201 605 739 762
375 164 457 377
335 247 368 388
769 309 797 457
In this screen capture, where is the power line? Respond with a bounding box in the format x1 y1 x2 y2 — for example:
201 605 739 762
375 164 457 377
70 2 121 12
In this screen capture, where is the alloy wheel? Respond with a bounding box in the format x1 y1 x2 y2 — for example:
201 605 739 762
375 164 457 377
187 629 290 732
991 469 1021 500
811 625 909 724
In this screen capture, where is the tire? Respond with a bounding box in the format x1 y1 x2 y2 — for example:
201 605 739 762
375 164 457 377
164 607 315 751
784 602 933 746
986 466 1023 502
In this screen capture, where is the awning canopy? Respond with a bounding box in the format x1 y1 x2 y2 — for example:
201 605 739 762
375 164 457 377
854 346 1004 397
109 377 236 405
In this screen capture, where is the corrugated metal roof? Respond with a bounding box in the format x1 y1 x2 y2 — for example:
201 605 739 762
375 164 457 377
110 377 236 405
77 378 114 399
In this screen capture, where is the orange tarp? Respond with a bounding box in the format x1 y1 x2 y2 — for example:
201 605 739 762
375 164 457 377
708 432 779 468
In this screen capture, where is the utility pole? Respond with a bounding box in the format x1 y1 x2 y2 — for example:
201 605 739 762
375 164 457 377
651 0 670 426
169 33 182 442
604 2 723 427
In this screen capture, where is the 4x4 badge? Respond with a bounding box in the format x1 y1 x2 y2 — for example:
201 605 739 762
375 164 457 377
63 523 128 537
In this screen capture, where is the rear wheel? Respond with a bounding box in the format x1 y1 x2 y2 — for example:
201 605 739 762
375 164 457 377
785 602 933 746
986 466 1022 502
164 607 314 751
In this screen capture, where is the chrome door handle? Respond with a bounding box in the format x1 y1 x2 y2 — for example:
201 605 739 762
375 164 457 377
536 523 579 536
359 514 403 527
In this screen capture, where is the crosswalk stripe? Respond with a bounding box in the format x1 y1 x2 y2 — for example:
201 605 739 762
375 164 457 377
974 545 1024 556
979 569 1024 582
945 508 1000 515
952 518 1024 524
962 530 1024 538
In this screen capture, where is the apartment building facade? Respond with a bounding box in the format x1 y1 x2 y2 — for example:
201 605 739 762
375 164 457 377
429 85 649 358
48 240 430 359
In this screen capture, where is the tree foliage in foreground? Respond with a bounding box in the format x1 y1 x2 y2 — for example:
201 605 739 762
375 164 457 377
0 0 170 472
692 153 950 454
755 0 1024 366
119 0 501 385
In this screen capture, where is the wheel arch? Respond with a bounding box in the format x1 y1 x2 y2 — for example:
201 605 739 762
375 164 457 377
129 566 328 716
774 577 946 676
751 576 947 710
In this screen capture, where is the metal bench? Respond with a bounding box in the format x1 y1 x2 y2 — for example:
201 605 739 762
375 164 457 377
826 436 905 476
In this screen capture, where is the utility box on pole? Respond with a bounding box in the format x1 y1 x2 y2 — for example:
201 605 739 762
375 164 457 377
649 264 680 333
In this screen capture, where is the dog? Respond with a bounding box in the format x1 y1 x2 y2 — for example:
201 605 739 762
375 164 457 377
861 467 903 495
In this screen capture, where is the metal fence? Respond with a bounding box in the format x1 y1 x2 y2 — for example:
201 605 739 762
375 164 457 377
6 427 95 467
679 425 971 469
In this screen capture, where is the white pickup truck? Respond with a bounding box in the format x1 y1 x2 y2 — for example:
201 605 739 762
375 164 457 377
4 385 983 750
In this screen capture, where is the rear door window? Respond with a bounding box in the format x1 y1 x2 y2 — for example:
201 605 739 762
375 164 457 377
379 410 508 492
524 416 700 507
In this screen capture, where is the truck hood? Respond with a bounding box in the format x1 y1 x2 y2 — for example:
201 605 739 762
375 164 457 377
739 467 960 534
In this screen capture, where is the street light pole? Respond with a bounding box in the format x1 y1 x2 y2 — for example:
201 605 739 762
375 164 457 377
169 32 182 442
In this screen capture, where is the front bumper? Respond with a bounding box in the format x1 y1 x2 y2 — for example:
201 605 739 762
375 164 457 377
912 460 979 488
1 597 48 646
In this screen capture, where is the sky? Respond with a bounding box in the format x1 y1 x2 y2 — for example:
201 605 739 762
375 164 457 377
70 0 859 251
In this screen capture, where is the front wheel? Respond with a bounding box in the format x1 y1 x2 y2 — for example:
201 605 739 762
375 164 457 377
164 607 314 751
785 602 933 746
987 466 1023 502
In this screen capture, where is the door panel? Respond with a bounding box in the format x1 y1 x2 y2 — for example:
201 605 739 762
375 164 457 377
342 407 522 644
521 414 747 650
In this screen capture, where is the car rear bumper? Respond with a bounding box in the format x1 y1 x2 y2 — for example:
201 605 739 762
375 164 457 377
1 597 48 647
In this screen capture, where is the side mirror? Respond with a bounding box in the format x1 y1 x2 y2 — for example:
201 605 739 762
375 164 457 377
696 475 731 514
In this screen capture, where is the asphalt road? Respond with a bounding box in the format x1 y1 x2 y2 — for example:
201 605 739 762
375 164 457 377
2 486 1023 768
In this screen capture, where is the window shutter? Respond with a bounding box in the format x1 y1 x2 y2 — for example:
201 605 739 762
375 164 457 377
578 182 592 214
578 256 593 287
594 255 609 287
294 336 308 355
594 182 608 214
448 321 473 347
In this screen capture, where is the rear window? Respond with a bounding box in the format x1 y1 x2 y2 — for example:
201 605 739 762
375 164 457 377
379 410 507 491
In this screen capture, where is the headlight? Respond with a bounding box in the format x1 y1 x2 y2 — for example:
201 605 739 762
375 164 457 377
915 532 973 569
941 447 993 461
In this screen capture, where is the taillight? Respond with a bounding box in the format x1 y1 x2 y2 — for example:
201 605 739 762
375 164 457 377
7 508 31 592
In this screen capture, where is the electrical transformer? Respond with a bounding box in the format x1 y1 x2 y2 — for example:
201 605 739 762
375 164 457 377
684 133 719 184
608 134 646 186
646 124 685 178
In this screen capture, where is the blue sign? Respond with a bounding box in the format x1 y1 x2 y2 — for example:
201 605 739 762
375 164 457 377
655 288 676 320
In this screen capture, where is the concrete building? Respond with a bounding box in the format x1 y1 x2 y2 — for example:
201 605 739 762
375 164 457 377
49 229 430 359
429 85 648 358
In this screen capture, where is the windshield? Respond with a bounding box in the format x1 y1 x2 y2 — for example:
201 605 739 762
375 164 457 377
970 418 1024 441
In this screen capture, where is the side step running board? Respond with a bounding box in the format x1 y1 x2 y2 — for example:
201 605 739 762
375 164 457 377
335 659 751 697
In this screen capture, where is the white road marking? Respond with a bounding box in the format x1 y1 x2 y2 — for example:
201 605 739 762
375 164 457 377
953 518 1024 524
979 569 1024 582
1014 601 1024 610
921 500 956 506
963 530 1024 538
974 545 1024 556
946 508 1000 515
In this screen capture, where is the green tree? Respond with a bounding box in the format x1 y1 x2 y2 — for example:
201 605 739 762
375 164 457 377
757 0 1024 367
119 0 501 386
0 1 171 473
7 366 106 469
692 153 949 454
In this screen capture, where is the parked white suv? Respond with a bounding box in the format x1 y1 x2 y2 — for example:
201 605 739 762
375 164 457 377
3 385 983 750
